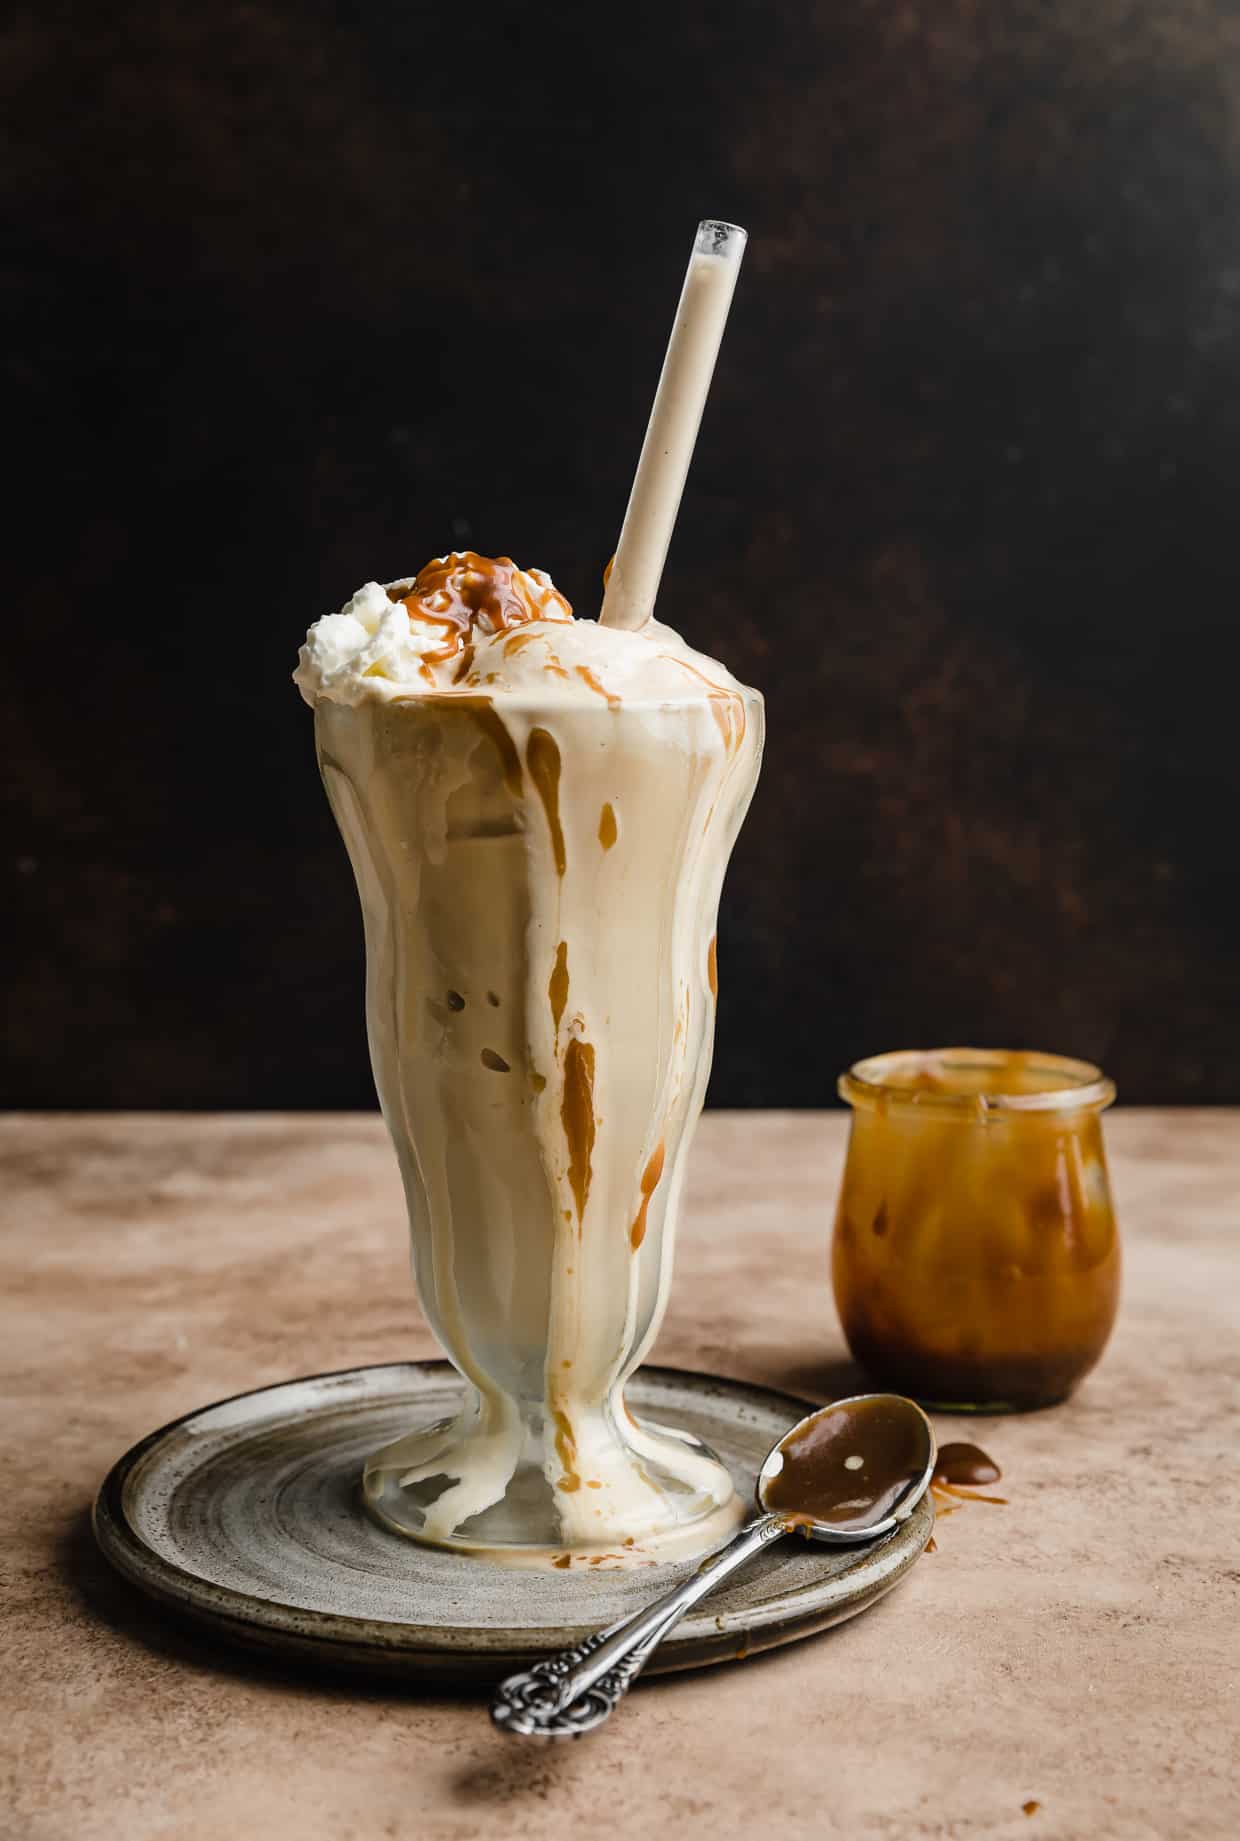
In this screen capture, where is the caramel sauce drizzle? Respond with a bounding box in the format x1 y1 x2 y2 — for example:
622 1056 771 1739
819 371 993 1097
658 654 728 694
502 628 542 656
386 552 571 669
598 802 618 851
629 1140 666 1250
575 664 620 706
707 933 718 1000
526 728 566 876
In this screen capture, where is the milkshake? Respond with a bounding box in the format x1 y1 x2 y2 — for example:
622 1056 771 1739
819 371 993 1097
296 552 763 1562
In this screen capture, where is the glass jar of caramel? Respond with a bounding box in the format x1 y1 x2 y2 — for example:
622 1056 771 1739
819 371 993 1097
832 1050 1120 1411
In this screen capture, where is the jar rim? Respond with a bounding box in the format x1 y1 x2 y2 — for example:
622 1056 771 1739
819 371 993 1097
839 1047 1116 1116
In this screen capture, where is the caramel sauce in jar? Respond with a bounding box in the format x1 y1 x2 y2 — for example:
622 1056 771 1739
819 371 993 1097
831 1050 1120 1411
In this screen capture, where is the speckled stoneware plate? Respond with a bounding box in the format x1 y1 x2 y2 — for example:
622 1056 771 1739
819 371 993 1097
92 1361 933 1681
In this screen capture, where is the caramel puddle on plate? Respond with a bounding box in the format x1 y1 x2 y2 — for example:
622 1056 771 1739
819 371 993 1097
934 1443 1001 1488
929 1442 1006 1523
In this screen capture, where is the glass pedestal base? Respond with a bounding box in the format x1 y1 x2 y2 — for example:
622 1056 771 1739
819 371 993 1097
362 1398 745 1569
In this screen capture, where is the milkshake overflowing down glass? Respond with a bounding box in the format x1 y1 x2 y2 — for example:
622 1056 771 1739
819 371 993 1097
296 554 763 1564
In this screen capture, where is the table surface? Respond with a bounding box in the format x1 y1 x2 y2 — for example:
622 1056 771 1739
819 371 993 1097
4 1110 1238 1841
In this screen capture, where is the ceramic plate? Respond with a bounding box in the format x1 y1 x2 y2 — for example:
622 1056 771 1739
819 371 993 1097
93 1361 932 1680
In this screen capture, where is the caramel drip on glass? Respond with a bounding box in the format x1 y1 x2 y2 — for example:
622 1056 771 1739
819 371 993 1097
561 1037 596 1230
707 933 718 999
598 803 618 851
707 696 733 747
551 1406 581 1491
526 728 566 876
426 694 523 797
654 652 742 749
549 941 569 1032
629 1140 666 1250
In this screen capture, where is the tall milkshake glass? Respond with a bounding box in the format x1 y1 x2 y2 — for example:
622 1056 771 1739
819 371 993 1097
302 218 756 1565
314 642 762 1563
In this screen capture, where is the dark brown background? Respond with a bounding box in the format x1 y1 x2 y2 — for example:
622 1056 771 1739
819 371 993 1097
7 1 1240 1107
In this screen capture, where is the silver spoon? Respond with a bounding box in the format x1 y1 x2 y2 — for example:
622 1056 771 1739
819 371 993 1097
491 1392 935 1738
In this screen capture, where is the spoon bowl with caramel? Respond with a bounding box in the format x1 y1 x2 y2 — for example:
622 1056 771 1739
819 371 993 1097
756 1393 936 1540
492 1393 935 1738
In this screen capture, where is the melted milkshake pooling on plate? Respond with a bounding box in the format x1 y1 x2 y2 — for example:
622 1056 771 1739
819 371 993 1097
296 552 763 1562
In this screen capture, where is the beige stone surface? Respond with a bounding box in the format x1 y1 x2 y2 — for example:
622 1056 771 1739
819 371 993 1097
3 1109 1238 1841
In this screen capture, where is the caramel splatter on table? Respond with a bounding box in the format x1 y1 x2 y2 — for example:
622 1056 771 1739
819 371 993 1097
2 1111 1238 1840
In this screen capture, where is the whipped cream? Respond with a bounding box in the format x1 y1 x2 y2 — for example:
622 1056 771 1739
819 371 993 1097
294 557 748 706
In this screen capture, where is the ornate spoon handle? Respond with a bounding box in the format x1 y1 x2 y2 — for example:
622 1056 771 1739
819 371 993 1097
491 1512 788 1738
